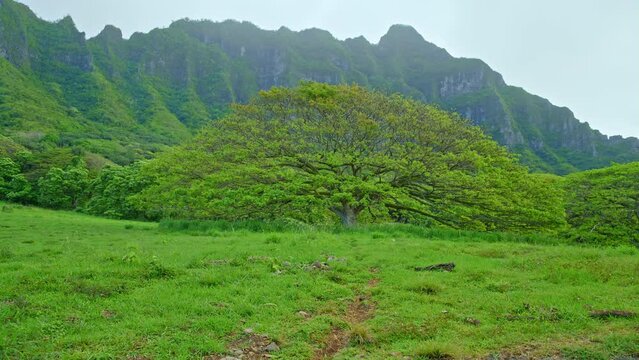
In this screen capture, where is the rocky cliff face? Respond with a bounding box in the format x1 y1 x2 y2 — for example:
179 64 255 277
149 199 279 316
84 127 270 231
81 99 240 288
0 0 637 173
441 71 484 98
0 2 92 72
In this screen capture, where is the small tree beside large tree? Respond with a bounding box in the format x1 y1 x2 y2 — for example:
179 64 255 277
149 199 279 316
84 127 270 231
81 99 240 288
137 83 565 231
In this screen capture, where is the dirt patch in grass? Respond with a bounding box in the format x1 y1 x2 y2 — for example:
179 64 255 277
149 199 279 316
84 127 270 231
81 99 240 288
313 327 351 360
205 330 280 360
485 333 638 360
313 272 379 359
486 340 575 360
101 309 116 319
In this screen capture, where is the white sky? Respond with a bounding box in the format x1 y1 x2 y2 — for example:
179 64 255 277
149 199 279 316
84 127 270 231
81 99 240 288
18 0 639 138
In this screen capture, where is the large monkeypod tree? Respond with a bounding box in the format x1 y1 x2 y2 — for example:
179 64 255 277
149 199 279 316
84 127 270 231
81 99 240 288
138 82 565 231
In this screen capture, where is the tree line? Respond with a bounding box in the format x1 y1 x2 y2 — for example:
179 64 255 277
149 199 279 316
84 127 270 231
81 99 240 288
1 83 637 246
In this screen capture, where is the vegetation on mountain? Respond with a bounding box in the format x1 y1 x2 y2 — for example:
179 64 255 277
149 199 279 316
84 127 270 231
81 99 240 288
1 0 638 174
0 82 639 244
2 83 638 245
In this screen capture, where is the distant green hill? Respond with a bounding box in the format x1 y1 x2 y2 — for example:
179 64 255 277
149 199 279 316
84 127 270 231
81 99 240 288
1 0 638 173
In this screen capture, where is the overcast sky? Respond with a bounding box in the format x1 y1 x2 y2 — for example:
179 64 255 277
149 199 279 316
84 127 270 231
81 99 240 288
19 0 639 138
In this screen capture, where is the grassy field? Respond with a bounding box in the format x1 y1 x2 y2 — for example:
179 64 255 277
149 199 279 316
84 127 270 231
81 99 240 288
1 203 638 359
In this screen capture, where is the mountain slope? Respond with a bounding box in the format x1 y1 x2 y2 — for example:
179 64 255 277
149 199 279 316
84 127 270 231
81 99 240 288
0 0 637 173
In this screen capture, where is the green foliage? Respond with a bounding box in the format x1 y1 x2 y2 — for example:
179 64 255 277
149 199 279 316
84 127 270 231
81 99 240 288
563 162 639 246
84 163 152 219
0 0 198 165
0 157 31 202
413 342 457 359
158 219 565 245
37 162 90 210
159 218 312 234
0 1 634 247
144 256 176 280
1 1 637 173
138 83 565 231
0 134 27 157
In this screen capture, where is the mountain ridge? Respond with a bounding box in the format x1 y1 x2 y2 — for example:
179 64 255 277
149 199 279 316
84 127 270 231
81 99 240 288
1 0 637 173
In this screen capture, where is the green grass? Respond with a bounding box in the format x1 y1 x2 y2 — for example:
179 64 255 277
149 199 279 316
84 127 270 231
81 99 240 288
158 219 564 245
1 203 638 359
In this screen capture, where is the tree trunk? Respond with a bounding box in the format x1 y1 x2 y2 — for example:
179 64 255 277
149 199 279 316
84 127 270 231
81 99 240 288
334 203 358 227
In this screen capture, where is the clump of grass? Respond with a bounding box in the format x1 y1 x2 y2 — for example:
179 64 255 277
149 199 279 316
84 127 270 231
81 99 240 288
265 235 282 244
4 296 29 309
561 347 606 360
71 280 127 298
504 303 564 322
413 342 457 359
0 248 14 261
327 272 345 284
144 257 175 280
2 296 31 323
349 323 374 345
463 270 487 282
229 257 247 267
122 251 139 263
472 248 508 258
187 257 229 269
198 275 223 287
376 322 435 342
124 224 134 230
407 280 442 295
486 281 512 293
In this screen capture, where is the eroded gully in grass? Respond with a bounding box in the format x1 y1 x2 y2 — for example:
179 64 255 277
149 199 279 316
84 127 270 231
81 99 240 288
312 268 380 359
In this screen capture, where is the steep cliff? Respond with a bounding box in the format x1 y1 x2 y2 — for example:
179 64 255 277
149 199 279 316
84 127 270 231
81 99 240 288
0 0 637 173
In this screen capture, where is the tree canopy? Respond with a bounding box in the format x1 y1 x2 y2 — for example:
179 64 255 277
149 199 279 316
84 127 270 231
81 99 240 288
85 163 152 219
0 157 31 203
37 162 90 210
563 162 639 246
136 83 565 231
